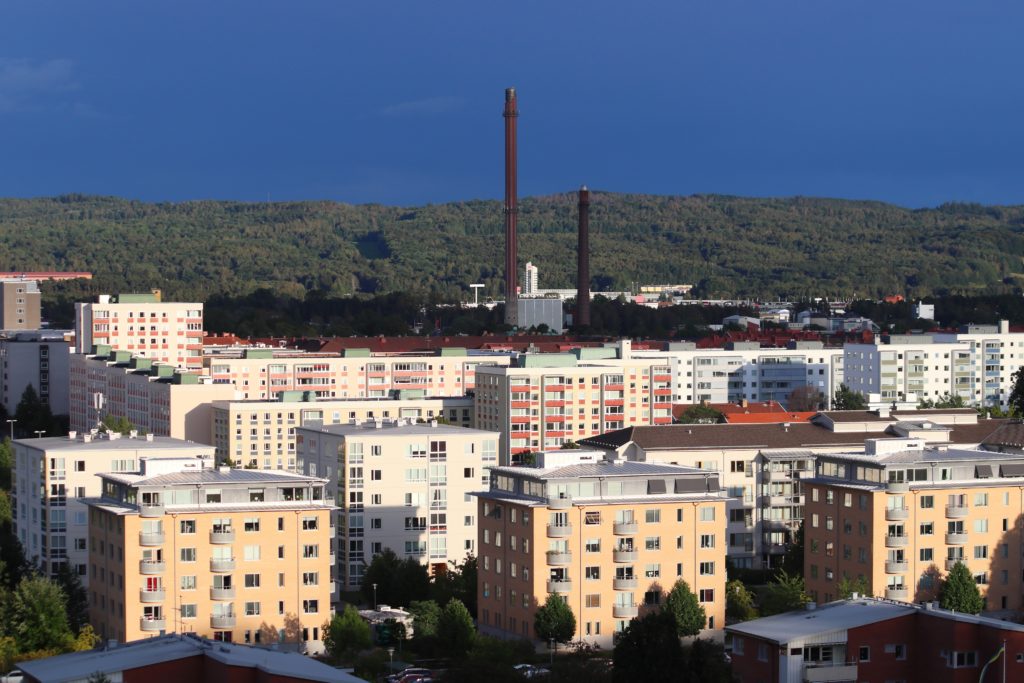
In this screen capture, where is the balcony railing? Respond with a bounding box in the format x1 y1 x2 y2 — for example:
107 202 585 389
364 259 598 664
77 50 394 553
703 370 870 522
945 505 968 519
884 535 909 548
139 560 165 574
140 617 166 632
210 529 236 544
546 551 572 566
613 521 638 535
884 587 909 601
613 549 638 562
945 558 966 571
139 589 165 603
546 580 572 594
613 577 638 590
140 504 165 518
885 508 909 521
547 497 572 510
612 604 639 618
884 561 908 574
210 558 236 572
211 586 236 600
211 614 237 629
945 532 968 545
139 531 165 546
547 524 573 538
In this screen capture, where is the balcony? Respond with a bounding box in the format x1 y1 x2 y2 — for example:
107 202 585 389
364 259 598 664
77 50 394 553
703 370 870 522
211 586 236 600
804 664 859 683
884 561 908 574
886 482 909 493
139 589 165 603
139 531 165 546
546 580 572 594
210 558 236 572
884 535 909 548
613 521 638 535
210 529 236 544
884 587 909 601
139 617 166 632
613 577 638 590
613 549 638 563
547 497 572 510
547 524 573 539
140 504 165 518
945 558 966 571
885 508 909 521
945 505 968 519
546 551 572 566
945 532 968 545
612 604 639 619
139 560 165 574
211 614 237 629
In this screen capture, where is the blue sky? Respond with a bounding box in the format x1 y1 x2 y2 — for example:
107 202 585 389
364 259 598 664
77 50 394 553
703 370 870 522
1 1 1022 207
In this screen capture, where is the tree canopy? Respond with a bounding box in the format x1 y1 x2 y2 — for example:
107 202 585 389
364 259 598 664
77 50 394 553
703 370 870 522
663 578 706 637
833 384 867 411
939 561 984 614
533 594 577 646
437 598 476 658
322 604 371 663
760 569 810 616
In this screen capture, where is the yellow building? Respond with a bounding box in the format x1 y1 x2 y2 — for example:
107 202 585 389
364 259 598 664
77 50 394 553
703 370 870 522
211 391 473 470
86 459 334 651
475 451 727 649
804 440 1024 613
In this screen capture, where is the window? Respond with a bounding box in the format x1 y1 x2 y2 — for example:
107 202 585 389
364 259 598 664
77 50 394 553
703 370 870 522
946 651 976 668
302 517 319 530
920 495 934 509
974 545 988 559
245 601 261 616
244 518 260 532
303 544 319 558
645 563 660 578
920 548 933 562
585 594 601 608
645 509 660 523
859 646 870 662
645 537 660 551
245 574 260 588
244 545 261 561
585 511 601 525
302 600 319 614
699 562 715 575
699 507 715 522
699 589 714 603
700 534 715 548
920 522 934 535
585 539 600 553
180 520 196 534
885 643 907 660
181 604 197 619
181 576 196 590
303 572 319 586
180 548 196 562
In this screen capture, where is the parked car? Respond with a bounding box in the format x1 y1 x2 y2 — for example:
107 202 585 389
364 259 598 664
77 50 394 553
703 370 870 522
387 668 432 683
513 664 550 678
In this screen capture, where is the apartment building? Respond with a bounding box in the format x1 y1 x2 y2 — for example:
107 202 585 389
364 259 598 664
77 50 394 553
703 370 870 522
728 597 1024 683
473 348 675 464
86 460 334 649
844 320 1024 409
204 347 511 400
580 408 1004 569
75 293 204 370
13 432 215 581
212 391 473 470
69 349 237 442
475 450 728 649
803 443 1024 612
633 340 845 408
0 279 41 330
295 420 499 590
0 331 70 416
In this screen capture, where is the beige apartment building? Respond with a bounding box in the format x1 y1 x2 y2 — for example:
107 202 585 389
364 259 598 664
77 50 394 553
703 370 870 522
69 349 237 443
204 347 511 400
211 390 473 470
87 460 334 650
804 443 1024 613
75 293 204 370
12 432 215 581
474 350 675 465
475 451 728 649
295 420 499 590
0 279 41 330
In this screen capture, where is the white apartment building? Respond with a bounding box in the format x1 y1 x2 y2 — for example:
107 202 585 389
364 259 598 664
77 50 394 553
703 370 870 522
844 321 1024 408
0 331 71 417
296 420 499 591
75 293 204 370
211 391 473 470
12 432 215 582
69 349 237 443
523 262 538 296
204 348 511 400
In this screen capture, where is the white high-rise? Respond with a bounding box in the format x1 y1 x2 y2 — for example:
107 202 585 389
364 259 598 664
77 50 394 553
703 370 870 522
523 262 538 296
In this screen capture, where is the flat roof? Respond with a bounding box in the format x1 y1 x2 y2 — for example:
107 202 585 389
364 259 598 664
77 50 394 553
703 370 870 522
817 445 1024 466
726 599 916 645
211 395 472 407
488 460 713 480
297 421 497 438
12 435 213 452
101 467 326 488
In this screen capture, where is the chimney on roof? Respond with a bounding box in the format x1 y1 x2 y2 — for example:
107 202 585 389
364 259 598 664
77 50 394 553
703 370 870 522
740 399 748 408
146 433 154 442
68 431 77 440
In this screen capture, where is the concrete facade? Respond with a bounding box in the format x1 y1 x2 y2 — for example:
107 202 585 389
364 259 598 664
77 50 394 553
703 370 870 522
0 279 41 330
0 331 70 417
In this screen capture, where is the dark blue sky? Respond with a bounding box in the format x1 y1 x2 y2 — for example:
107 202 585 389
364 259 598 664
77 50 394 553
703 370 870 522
1 1 1022 207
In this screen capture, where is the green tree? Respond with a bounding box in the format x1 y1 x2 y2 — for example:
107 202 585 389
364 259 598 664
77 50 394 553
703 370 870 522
836 575 871 599
10 575 72 653
534 594 577 646
322 604 371 663
760 569 810 616
99 414 136 436
1009 368 1024 417
779 522 804 576
725 579 758 623
685 638 739 683
431 554 478 618
0 438 12 490
663 578 706 637
407 599 441 639
14 385 53 437
437 598 476 658
55 564 90 633
939 561 984 614
613 611 685 682
832 384 866 411
361 548 431 608
675 405 725 424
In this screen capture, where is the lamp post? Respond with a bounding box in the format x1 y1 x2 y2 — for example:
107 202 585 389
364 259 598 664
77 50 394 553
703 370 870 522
372 583 378 610
5 419 15 440
34 430 45 439
387 646 395 674
549 638 555 666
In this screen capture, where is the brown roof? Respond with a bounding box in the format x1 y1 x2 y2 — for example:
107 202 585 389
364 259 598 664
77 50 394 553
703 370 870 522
579 420 1009 452
980 421 1024 449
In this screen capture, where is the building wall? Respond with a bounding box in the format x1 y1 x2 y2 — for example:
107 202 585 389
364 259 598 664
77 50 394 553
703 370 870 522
296 424 499 589
75 299 204 370
204 353 511 401
805 481 1024 610
477 497 726 650
211 396 473 470
0 335 70 415
0 280 41 330
89 505 333 648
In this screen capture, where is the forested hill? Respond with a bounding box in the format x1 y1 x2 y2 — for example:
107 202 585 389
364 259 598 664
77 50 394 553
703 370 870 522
2 193 1024 301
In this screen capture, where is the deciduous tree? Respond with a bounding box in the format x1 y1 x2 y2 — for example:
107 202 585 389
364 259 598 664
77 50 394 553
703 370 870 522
663 578 706 637
533 594 577 646
939 561 984 614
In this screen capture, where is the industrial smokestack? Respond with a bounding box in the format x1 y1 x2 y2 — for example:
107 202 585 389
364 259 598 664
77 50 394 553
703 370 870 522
577 185 591 328
503 87 519 327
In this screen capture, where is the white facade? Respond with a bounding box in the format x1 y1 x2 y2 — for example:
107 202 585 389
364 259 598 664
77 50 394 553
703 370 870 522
12 432 215 582
295 420 499 591
523 262 538 296
0 331 71 416
75 294 204 370
914 301 935 320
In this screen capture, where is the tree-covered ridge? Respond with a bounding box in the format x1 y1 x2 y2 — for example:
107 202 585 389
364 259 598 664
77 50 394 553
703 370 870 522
3 193 1024 301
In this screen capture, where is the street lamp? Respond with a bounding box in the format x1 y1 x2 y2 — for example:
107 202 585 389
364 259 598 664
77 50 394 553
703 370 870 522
5 419 15 440
549 638 555 665
387 646 395 674
372 583 378 610
34 430 45 439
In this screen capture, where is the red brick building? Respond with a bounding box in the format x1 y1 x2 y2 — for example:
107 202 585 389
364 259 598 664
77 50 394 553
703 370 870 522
727 597 1024 683
16 634 361 683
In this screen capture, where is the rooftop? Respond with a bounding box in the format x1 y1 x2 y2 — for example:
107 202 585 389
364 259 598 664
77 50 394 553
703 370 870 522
13 434 213 452
817 445 1024 466
298 419 497 438
16 633 362 683
101 467 326 488
488 459 713 481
